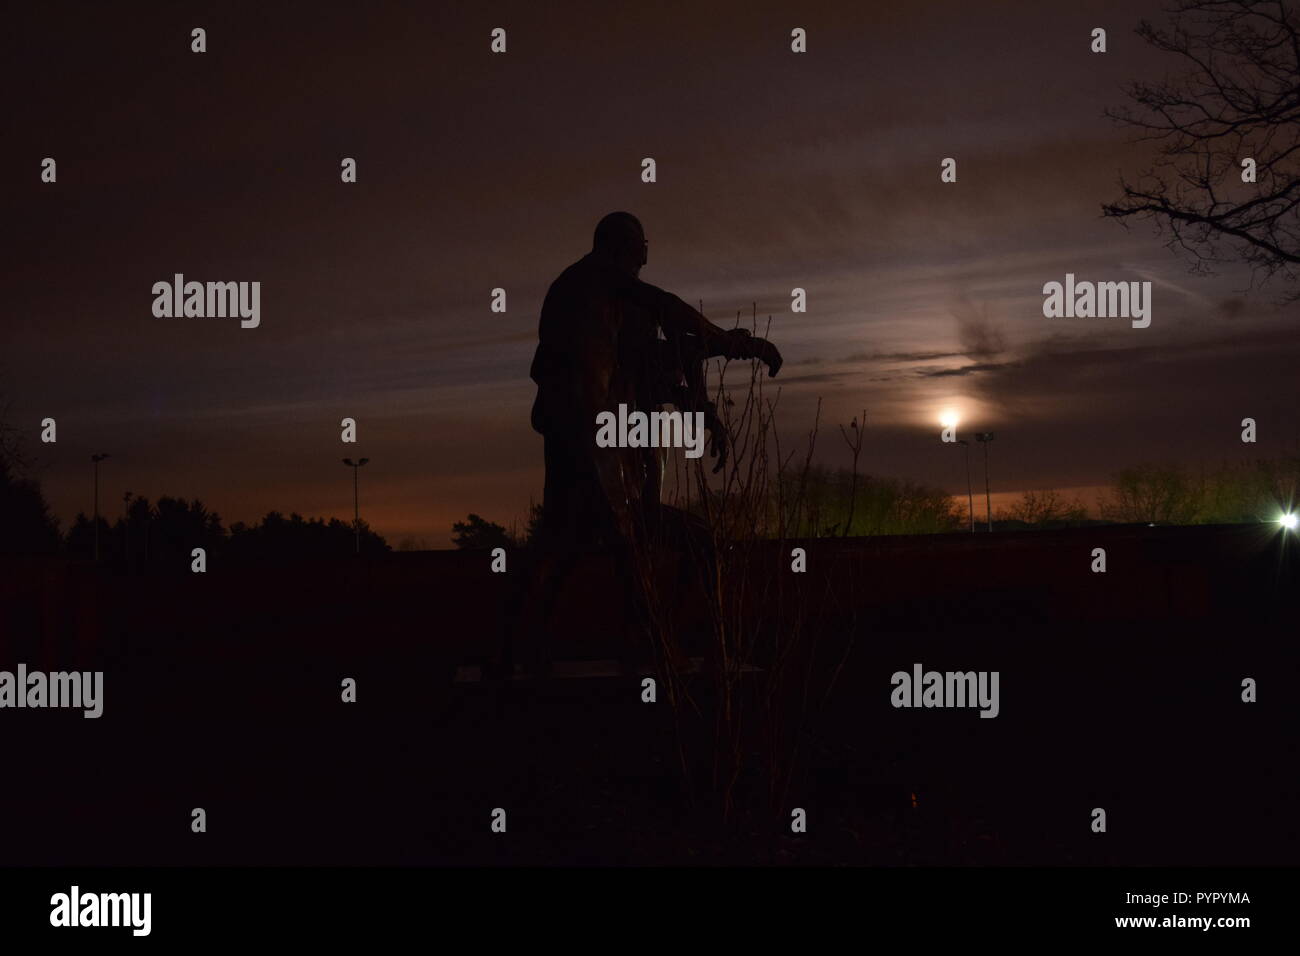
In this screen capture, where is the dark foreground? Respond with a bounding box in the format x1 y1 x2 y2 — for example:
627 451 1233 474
1 523 1296 865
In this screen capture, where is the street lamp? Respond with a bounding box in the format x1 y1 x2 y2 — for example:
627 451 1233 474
955 439 974 533
91 453 111 561
974 433 994 532
342 458 370 555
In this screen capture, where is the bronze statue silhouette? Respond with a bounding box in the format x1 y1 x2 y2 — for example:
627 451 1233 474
501 212 782 677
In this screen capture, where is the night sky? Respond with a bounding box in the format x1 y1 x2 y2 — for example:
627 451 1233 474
6 1 1297 546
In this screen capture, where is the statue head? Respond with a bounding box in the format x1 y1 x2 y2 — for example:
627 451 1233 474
592 211 647 278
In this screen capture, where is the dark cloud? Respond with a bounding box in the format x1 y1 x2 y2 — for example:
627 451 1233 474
951 297 1008 360
918 361 1015 378
845 350 969 364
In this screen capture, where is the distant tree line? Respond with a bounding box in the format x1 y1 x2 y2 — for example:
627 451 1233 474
59 500 390 566
1095 457 1299 526
451 469 963 548
2 416 1293 560
0 420 389 563
450 506 542 551
451 455 1300 547
0 434 61 554
775 465 961 536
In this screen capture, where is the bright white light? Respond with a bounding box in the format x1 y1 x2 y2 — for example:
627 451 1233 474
939 410 960 429
1281 513 1298 530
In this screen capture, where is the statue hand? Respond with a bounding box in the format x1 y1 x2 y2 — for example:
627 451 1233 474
755 337 783 378
723 329 782 378
703 404 729 474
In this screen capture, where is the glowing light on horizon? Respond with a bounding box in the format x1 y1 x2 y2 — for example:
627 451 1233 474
939 409 961 429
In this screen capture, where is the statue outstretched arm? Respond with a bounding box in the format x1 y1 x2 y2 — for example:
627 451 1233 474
626 281 783 378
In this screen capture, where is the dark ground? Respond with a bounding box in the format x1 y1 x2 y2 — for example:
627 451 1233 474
1 523 1296 865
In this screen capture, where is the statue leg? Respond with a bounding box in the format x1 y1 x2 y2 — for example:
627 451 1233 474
497 433 600 679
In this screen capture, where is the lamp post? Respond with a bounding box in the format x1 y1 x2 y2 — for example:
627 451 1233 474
342 458 370 555
956 439 974 533
975 433 994 532
91 453 110 561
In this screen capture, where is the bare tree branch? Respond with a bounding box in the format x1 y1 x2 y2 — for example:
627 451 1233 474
1102 0 1300 298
